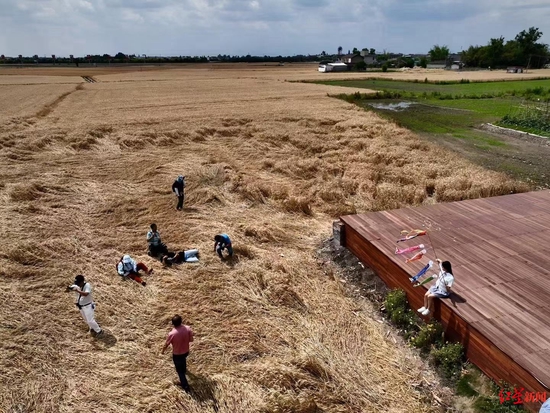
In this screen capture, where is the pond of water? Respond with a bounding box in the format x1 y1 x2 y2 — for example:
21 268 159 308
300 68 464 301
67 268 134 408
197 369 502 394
368 101 416 111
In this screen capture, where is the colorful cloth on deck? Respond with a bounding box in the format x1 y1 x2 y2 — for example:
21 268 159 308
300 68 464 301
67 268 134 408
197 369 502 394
414 275 434 287
397 229 427 243
410 260 433 283
405 249 426 263
395 244 424 255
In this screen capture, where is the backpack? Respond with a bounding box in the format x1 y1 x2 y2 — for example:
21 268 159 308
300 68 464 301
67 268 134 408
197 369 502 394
116 257 125 276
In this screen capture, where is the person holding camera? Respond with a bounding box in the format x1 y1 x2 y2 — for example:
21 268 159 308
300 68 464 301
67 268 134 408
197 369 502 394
147 223 169 259
68 275 103 336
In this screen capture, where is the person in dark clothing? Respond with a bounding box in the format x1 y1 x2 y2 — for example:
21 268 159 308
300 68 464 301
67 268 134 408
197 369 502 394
214 234 233 259
172 175 185 211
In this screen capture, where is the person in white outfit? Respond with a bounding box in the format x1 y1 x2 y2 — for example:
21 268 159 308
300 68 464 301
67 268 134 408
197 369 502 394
68 275 103 336
116 254 152 286
417 259 454 316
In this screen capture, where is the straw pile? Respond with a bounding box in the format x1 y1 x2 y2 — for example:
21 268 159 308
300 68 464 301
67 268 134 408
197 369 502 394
0 66 528 412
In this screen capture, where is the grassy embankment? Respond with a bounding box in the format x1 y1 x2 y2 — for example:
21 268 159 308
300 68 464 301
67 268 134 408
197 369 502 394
317 78 550 138
313 78 550 187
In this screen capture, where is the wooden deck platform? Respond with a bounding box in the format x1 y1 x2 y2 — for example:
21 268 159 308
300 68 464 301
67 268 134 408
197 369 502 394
340 190 550 411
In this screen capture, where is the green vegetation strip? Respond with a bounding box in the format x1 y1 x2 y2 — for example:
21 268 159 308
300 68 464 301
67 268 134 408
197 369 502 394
315 78 550 97
322 78 550 139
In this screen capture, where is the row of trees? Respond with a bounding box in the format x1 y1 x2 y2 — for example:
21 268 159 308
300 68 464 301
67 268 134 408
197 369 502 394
461 27 549 68
0 53 326 65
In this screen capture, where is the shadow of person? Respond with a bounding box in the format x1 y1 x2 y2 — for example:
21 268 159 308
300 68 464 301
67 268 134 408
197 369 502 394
187 371 219 410
449 292 467 308
182 207 200 213
92 329 117 349
222 254 239 268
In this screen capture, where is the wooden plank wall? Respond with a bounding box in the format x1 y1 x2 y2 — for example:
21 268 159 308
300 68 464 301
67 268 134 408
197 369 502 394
343 223 545 412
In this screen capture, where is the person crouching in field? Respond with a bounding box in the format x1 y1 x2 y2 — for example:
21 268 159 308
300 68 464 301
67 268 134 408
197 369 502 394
214 234 233 259
147 223 169 258
117 254 152 286
162 315 193 392
172 175 185 211
162 249 200 266
417 259 454 316
67 275 103 336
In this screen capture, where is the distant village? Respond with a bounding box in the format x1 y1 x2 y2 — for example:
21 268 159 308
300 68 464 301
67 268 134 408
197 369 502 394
318 47 463 73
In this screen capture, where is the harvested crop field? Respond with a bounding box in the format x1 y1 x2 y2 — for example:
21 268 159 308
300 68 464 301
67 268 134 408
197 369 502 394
0 65 529 413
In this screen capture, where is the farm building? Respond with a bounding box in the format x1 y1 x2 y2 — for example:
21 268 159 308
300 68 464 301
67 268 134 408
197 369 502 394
339 53 363 65
318 62 349 73
450 61 464 70
363 54 378 65
427 60 447 69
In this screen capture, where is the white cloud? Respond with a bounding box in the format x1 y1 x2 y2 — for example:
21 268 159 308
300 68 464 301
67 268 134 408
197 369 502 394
121 9 144 22
0 0 548 56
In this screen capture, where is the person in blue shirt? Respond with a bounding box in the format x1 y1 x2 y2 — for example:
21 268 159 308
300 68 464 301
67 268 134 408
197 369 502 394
214 234 233 259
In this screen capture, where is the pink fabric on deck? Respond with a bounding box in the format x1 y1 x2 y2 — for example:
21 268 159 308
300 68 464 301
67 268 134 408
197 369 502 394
395 244 424 255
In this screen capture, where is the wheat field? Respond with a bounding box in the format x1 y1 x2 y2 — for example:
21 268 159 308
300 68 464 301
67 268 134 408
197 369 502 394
0 65 528 413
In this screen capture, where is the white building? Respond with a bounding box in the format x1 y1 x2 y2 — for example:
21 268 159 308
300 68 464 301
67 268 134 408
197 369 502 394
318 62 349 73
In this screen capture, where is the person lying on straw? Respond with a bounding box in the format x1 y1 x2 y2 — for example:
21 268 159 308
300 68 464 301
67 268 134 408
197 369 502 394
162 249 200 266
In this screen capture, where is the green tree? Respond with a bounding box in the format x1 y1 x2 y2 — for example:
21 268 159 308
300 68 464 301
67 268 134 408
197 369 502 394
352 47 359 54
369 48 376 55
487 37 505 67
462 27 549 68
429 44 450 61
419 56 428 68
398 57 414 68
354 61 367 71
515 27 548 67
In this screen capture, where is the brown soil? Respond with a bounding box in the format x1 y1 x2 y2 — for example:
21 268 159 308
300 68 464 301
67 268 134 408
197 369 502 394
424 127 550 189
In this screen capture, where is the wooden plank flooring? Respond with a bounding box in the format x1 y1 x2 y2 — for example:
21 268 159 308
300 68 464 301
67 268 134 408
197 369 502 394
341 190 550 412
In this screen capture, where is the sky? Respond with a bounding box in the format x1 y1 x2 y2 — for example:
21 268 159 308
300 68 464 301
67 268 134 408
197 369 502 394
0 0 549 57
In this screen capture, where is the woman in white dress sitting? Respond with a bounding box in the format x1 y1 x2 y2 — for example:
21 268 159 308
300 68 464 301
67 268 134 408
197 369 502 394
417 259 454 316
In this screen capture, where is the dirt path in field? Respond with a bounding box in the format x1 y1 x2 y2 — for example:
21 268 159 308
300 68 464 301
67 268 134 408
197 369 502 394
420 127 550 189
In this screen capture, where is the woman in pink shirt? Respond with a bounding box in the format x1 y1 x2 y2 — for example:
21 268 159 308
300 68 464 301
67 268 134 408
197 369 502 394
162 315 194 392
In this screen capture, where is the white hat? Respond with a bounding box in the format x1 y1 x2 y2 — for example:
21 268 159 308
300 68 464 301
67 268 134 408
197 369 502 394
122 255 132 263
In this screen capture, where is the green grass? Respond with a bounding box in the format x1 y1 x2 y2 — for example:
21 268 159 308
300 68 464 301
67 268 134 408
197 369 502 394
496 124 550 138
354 98 508 148
316 78 550 96
456 373 479 397
426 98 519 117
329 81 550 185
